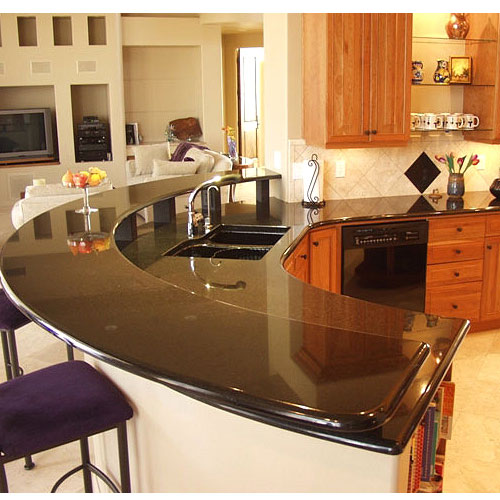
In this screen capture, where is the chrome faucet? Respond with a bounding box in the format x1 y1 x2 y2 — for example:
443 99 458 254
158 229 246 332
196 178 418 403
187 173 241 238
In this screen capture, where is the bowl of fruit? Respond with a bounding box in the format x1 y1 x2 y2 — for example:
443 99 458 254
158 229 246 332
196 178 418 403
62 167 108 214
62 167 108 188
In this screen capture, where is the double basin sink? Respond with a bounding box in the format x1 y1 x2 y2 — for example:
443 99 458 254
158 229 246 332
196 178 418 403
164 224 290 261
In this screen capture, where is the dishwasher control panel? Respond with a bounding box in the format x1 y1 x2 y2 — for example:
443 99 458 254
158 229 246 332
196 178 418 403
342 221 429 249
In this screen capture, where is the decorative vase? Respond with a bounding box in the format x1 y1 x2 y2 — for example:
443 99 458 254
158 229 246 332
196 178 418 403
446 13 470 40
412 61 424 84
490 178 500 198
447 173 465 197
433 60 450 84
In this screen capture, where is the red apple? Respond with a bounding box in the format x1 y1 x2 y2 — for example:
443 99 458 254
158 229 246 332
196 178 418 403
73 173 89 188
78 240 93 254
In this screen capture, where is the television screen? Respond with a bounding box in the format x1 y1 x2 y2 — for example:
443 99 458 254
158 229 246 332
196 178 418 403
0 108 54 160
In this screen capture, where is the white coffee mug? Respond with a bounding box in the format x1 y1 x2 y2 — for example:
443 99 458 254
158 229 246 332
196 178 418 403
411 113 422 131
423 113 443 130
463 114 480 129
445 113 464 130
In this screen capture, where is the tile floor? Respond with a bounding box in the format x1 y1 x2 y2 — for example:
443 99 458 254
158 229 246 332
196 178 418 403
0 205 499 493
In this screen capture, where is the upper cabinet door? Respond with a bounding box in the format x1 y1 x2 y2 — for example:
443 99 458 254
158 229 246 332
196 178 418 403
326 14 371 145
302 13 412 149
369 13 412 143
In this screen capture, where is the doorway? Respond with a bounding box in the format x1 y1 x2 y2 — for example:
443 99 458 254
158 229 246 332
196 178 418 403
237 47 264 167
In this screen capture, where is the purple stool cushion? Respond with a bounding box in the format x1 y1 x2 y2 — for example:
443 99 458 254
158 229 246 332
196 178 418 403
0 361 133 458
0 290 30 331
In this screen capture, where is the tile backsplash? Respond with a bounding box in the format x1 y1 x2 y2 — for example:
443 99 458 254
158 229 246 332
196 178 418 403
289 135 500 203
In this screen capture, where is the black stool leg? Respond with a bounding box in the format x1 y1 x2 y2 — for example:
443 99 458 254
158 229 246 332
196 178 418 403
5 330 35 471
1 330 13 380
117 422 131 493
80 437 93 493
66 344 74 361
6 330 22 378
0 462 8 493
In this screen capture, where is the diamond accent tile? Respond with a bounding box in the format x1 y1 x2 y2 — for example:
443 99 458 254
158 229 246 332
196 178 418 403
404 152 441 193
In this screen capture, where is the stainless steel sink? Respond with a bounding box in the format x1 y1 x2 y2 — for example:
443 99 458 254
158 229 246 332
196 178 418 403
205 225 289 246
164 224 290 261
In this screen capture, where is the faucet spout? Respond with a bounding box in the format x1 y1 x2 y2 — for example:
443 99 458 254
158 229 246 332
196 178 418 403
187 173 241 238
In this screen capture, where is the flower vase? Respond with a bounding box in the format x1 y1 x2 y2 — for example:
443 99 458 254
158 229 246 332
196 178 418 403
447 173 465 198
446 14 470 40
433 60 450 84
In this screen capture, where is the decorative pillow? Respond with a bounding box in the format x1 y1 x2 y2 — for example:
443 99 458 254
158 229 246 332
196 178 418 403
152 159 199 177
133 144 170 176
184 147 215 173
170 142 208 161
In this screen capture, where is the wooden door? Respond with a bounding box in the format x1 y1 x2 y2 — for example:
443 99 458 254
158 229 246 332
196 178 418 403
481 236 500 320
369 13 412 143
326 13 371 145
309 226 341 293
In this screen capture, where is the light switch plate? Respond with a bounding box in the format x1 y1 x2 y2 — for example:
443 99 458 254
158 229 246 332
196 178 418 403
336 160 346 178
292 162 303 180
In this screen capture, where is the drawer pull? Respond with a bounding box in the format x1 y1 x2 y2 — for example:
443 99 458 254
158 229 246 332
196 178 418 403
457 227 463 232
312 241 319 247
454 271 460 277
455 249 462 254
371 130 378 135
299 254 307 260
487 245 493 250
452 304 458 309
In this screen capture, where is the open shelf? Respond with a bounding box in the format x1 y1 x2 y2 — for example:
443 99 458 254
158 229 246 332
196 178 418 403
52 16 72 46
17 16 37 47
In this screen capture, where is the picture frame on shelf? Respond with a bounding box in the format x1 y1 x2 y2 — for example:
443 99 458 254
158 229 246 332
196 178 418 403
450 56 472 84
125 123 140 145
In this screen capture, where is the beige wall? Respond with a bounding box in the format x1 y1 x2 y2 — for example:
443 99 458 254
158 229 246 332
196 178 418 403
0 13 127 206
121 16 224 152
123 46 203 144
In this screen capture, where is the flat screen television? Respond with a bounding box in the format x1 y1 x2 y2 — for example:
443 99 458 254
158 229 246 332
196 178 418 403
0 108 54 161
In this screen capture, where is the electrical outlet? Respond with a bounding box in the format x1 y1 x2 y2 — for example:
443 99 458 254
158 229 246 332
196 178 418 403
292 162 303 180
336 160 346 178
476 154 486 170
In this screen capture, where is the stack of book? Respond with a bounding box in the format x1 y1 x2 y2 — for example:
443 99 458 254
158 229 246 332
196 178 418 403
407 381 455 493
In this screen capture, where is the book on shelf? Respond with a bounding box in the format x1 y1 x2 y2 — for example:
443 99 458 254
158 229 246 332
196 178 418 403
421 403 436 482
440 381 455 440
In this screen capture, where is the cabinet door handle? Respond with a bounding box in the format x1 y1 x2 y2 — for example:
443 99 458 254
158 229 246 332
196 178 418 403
457 227 463 232
454 271 460 277
487 245 493 250
364 130 370 136
455 249 462 254
299 254 308 260
312 241 319 247
452 304 458 309
371 130 377 135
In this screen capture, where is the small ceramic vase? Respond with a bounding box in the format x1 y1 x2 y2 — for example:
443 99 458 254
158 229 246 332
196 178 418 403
433 60 450 84
489 178 500 199
412 61 424 84
447 173 464 197
446 13 470 40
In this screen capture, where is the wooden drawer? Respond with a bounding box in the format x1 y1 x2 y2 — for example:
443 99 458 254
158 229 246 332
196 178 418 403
426 281 482 320
428 215 486 243
426 259 483 287
427 240 484 264
486 214 500 236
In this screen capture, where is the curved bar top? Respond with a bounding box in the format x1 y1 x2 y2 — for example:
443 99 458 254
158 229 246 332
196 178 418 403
0 169 480 456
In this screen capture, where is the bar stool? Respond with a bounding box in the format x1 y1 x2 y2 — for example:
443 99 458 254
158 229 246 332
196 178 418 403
0 289 75 381
0 360 133 493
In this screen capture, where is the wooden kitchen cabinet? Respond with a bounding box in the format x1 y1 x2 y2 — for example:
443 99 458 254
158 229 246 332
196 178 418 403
309 226 341 293
302 13 412 148
426 215 486 320
480 236 500 320
283 234 309 283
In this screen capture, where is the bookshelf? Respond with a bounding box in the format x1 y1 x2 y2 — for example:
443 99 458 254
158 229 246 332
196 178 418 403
407 371 455 493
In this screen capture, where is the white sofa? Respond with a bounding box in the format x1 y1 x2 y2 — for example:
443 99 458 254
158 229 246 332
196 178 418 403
11 182 113 229
11 143 233 229
125 143 232 186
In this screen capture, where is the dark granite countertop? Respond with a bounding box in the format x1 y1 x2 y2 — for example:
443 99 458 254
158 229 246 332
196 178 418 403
2 171 489 455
